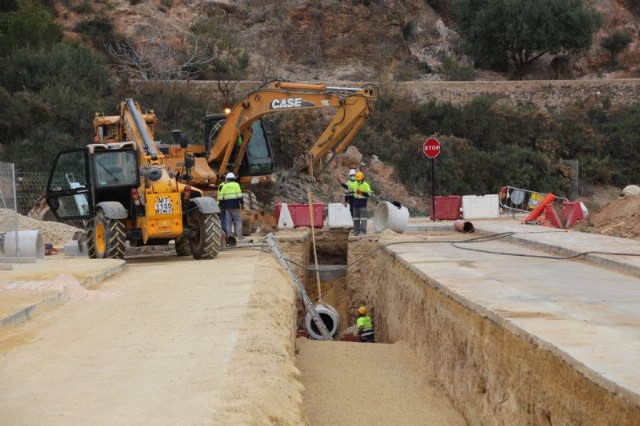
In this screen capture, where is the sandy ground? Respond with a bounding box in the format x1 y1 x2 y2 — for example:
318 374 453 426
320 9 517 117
297 339 466 425
0 249 305 425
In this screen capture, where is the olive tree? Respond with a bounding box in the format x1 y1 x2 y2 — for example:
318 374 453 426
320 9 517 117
455 0 601 78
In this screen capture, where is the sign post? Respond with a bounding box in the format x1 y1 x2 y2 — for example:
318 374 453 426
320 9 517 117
423 138 441 221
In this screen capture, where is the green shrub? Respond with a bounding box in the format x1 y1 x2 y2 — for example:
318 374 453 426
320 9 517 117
439 57 476 81
0 43 113 170
110 81 212 147
1 43 111 94
0 5 62 57
601 30 632 56
74 16 119 46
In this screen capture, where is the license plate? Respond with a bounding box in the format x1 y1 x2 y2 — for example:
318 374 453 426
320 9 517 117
155 197 173 215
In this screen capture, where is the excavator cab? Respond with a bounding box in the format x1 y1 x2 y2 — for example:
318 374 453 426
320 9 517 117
204 114 275 178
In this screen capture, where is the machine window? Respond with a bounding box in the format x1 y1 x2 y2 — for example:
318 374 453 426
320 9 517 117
94 151 138 188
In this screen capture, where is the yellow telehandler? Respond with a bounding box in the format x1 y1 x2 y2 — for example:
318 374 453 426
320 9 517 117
45 98 222 259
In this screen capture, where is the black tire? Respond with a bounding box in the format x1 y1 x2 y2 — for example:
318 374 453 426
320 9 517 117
175 237 192 256
189 211 222 259
87 209 126 259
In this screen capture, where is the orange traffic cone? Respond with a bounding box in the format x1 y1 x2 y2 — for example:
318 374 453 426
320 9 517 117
524 193 556 223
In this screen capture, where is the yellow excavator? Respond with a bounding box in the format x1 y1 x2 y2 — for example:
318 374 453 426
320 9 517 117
160 80 376 194
45 98 223 259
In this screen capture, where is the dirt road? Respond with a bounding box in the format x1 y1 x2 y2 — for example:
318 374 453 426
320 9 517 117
0 250 305 425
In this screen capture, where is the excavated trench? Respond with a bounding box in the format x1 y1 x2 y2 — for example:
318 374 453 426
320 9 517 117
281 230 639 425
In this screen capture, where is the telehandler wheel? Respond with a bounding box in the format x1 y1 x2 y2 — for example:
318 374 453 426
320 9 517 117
175 237 192 256
87 209 126 259
189 211 222 259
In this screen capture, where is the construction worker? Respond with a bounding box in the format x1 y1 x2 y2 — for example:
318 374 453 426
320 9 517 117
219 172 244 239
356 306 374 343
217 180 228 237
352 171 371 236
338 168 358 218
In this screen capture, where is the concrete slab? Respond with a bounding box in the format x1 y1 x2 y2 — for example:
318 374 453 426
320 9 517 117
382 218 640 400
473 218 640 276
0 255 125 326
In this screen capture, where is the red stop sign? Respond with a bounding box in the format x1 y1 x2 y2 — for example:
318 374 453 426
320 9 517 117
423 138 441 158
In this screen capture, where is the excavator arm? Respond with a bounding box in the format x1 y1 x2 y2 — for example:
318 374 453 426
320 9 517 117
207 80 376 180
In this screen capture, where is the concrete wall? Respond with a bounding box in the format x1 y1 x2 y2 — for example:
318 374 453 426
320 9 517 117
405 79 640 110
173 79 640 111
348 240 640 425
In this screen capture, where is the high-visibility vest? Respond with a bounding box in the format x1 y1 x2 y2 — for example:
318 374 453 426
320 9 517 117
220 181 243 208
357 315 374 341
354 181 371 199
217 182 225 204
345 179 358 197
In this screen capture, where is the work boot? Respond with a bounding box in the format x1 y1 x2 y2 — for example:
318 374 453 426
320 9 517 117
360 219 368 235
352 219 360 236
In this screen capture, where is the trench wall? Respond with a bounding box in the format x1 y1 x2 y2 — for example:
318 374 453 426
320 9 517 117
277 234 312 329
348 240 640 425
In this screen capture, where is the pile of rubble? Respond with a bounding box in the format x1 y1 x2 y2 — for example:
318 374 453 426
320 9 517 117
0 208 81 247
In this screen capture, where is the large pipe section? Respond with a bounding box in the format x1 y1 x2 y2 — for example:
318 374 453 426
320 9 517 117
0 230 44 259
373 201 410 233
305 303 340 340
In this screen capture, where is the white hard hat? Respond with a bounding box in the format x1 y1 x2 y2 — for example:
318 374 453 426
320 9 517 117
225 172 236 180
348 169 356 176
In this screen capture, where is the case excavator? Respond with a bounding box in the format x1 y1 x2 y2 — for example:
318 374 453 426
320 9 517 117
161 80 376 194
45 98 223 259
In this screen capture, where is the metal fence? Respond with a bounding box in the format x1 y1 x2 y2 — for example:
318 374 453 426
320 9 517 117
0 162 19 253
11 171 49 216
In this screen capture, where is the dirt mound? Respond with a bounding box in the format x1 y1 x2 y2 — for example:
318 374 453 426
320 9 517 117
587 195 640 239
0 208 82 247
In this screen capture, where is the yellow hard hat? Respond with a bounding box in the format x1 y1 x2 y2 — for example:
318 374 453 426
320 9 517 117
357 306 367 315
355 171 364 181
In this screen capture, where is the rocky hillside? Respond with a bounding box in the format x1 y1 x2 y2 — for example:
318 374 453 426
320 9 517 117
55 0 640 81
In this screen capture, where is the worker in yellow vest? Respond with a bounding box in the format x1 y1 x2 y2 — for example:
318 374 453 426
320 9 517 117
219 172 244 238
353 171 371 236
338 168 359 218
217 181 228 237
356 306 374 343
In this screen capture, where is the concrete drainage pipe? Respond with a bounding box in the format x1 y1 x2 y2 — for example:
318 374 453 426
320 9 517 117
373 201 410 233
454 219 475 233
305 303 340 340
0 230 45 259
